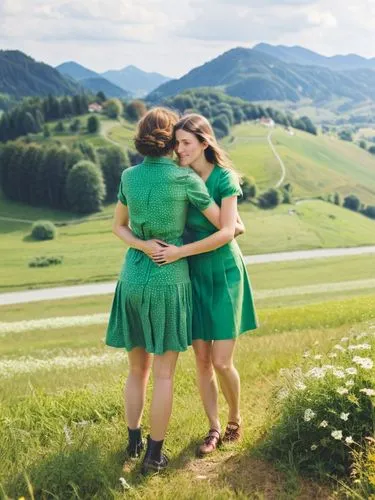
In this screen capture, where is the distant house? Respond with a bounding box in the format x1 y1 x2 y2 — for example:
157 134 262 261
260 117 275 128
88 103 103 113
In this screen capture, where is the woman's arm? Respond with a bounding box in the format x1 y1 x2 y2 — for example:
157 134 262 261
201 202 245 236
113 201 165 256
152 196 237 264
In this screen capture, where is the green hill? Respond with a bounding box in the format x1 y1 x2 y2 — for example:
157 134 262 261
223 123 375 203
148 47 375 105
0 51 81 97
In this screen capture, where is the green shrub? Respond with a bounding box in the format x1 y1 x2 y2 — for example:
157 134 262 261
258 188 282 208
87 115 100 134
65 160 106 214
30 221 57 241
343 194 361 212
363 205 375 219
28 256 63 268
263 329 374 481
239 176 257 203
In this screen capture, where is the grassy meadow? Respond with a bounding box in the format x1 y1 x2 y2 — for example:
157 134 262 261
1 113 375 497
1 192 375 293
223 123 375 203
1 276 374 498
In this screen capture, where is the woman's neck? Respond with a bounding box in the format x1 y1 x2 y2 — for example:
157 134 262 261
190 157 214 180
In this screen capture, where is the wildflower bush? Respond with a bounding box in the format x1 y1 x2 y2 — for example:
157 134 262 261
263 324 374 489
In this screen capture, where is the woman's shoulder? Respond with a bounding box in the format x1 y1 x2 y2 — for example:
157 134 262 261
217 166 242 197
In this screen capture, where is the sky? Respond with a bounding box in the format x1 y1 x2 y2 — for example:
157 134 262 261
0 0 374 78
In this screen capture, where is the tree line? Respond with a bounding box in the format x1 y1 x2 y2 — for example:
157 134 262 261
0 140 129 213
0 94 90 143
162 88 317 138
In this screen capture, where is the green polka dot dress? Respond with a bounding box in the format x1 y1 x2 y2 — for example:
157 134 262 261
185 165 258 341
105 156 213 355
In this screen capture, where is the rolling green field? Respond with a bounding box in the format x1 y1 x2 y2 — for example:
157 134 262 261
224 123 375 202
1 197 375 292
1 284 374 498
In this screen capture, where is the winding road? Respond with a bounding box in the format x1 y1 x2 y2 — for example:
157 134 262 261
1 246 374 306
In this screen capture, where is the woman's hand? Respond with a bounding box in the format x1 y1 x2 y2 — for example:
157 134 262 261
140 239 167 257
151 244 182 265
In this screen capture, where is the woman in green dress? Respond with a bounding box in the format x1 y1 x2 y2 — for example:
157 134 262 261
106 108 236 474
152 113 258 456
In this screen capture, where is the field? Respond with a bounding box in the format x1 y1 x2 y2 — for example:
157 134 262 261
1 195 375 292
1 254 374 498
223 123 375 203
2 115 375 497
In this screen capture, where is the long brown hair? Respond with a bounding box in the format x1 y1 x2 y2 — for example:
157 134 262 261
134 107 179 157
174 113 234 171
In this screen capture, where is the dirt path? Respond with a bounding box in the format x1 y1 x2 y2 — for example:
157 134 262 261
267 130 286 188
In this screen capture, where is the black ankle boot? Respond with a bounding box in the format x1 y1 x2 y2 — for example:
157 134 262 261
126 427 144 459
141 435 169 474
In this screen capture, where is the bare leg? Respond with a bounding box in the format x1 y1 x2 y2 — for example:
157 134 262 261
149 350 179 441
193 340 221 431
124 347 152 429
212 340 241 424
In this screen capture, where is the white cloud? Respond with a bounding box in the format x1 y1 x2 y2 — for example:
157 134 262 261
0 0 374 77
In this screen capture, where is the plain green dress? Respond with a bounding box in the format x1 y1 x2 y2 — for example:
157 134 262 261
105 156 213 355
185 165 258 341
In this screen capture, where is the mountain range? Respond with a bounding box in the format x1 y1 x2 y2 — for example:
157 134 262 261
148 46 375 105
56 62 170 98
253 43 375 71
2 45 375 109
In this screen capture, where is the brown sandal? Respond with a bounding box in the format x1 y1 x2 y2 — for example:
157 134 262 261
223 421 242 442
197 429 222 457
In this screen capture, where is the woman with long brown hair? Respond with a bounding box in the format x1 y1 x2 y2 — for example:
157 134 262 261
106 108 244 474
152 113 258 456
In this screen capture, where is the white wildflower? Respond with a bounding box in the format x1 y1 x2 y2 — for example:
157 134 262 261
334 344 345 352
333 369 346 379
353 356 373 370
319 420 328 428
292 367 303 378
322 364 334 370
340 413 350 421
119 477 131 490
328 353 338 359
345 380 355 387
340 337 349 342
0 351 126 379
331 430 343 440
63 425 73 445
348 343 371 351
360 388 375 397
311 444 318 450
76 420 90 427
356 333 368 340
306 367 326 379
0 313 109 336
304 409 316 422
277 388 289 400
337 387 349 395
345 436 354 445
303 351 311 358
314 355 322 360
295 381 307 391
346 367 357 375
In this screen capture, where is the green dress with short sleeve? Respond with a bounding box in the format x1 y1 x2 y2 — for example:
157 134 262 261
105 156 213 355
185 165 258 341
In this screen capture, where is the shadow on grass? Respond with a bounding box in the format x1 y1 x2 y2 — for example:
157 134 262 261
5 445 123 500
